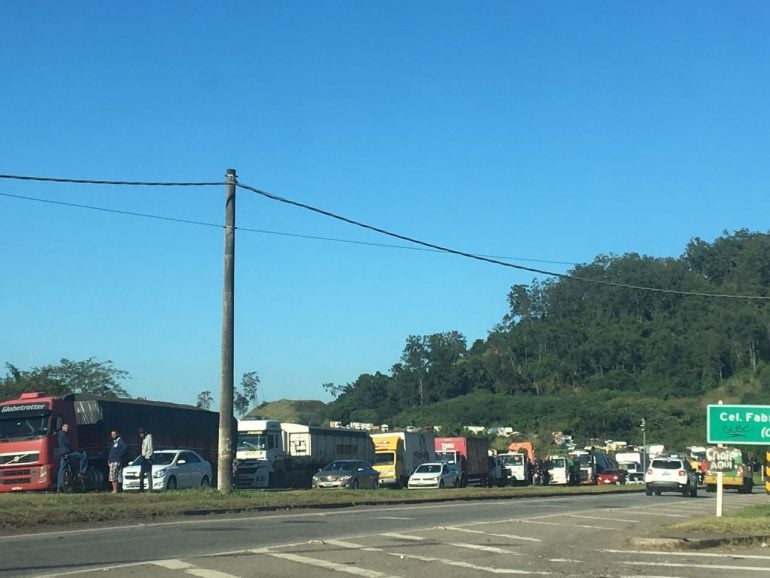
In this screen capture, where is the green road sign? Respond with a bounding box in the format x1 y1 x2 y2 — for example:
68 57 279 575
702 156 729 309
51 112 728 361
707 404 770 445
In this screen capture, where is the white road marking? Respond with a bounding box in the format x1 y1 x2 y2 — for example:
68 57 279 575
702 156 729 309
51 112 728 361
567 513 639 523
622 560 770 572
264 551 401 577
603 548 770 560
375 516 414 520
152 559 241 578
518 519 615 530
381 532 425 540
618 510 688 518
384 550 551 575
153 559 193 569
448 542 523 555
440 525 542 542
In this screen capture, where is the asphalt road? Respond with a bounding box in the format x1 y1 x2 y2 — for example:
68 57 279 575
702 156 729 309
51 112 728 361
3 489 769 577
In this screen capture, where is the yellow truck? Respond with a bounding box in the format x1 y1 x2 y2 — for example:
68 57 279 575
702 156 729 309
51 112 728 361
371 431 434 488
704 446 753 494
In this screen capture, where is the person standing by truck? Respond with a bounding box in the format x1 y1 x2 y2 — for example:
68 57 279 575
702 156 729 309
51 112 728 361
56 422 87 492
107 429 127 493
137 427 154 493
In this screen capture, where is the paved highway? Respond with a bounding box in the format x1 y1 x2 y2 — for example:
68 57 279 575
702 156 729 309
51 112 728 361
3 490 769 577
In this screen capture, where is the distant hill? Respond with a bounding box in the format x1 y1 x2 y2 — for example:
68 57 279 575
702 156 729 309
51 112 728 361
243 399 328 426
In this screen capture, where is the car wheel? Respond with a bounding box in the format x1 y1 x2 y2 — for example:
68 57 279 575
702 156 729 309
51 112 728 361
351 479 359 490
200 475 210 488
439 480 445 489
166 476 177 490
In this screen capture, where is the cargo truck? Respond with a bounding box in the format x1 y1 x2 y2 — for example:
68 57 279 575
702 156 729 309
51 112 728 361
615 451 644 483
434 436 490 487
371 431 434 488
235 419 375 488
496 451 532 486
704 447 753 494
0 391 221 492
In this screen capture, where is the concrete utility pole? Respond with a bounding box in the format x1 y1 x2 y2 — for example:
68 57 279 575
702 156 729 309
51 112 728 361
217 168 237 492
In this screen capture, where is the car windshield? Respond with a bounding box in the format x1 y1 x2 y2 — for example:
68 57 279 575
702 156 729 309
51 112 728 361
152 453 177 465
322 461 356 472
415 464 442 474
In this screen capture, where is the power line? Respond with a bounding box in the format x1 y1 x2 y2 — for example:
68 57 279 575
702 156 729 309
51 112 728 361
237 181 770 301
0 190 576 266
0 173 223 187
0 172 767 301
0 192 223 229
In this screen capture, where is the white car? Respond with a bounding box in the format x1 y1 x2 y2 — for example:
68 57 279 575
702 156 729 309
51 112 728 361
407 462 461 489
122 449 213 491
644 456 698 497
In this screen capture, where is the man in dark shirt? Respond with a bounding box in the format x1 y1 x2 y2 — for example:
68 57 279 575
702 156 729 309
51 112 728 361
57 423 88 492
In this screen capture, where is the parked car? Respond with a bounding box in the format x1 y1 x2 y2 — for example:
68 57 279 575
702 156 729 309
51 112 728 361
597 469 627 485
407 462 461 489
311 460 379 489
122 449 212 491
644 456 698 497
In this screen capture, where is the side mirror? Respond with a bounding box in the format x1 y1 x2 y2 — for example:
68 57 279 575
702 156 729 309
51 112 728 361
177 459 187 465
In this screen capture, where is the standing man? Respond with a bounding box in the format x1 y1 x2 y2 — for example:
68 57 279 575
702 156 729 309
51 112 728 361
57 422 87 492
107 429 127 493
138 427 154 493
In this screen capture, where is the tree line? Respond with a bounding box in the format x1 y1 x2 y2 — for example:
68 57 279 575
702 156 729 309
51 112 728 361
3 229 769 450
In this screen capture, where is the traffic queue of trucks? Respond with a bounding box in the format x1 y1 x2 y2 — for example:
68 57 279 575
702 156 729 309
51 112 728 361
235 419 375 489
434 436 490 487
0 392 220 492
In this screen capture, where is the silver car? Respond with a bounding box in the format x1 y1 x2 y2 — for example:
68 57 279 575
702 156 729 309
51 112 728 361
311 460 379 489
122 449 213 491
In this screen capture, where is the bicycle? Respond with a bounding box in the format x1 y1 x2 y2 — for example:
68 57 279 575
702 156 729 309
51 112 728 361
59 454 87 493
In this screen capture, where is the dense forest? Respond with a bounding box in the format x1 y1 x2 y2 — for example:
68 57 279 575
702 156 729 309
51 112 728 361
324 230 770 449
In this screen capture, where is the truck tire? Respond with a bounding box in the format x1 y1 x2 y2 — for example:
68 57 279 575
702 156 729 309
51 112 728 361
706 484 716 493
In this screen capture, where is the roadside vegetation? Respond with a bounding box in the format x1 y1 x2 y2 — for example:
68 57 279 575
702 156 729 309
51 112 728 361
0 484 640 531
668 502 770 537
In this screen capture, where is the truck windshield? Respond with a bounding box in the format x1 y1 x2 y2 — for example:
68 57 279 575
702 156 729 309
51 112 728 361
499 455 524 466
0 415 49 441
237 433 267 451
435 451 457 464
549 458 566 469
374 452 395 466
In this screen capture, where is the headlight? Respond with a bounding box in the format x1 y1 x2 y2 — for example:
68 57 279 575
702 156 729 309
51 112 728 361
153 469 167 479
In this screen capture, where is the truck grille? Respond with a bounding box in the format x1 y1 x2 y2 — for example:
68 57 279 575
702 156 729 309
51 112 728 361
0 452 40 465
0 467 35 484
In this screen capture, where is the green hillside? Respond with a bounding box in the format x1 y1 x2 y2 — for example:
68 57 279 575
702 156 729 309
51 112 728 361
244 399 329 426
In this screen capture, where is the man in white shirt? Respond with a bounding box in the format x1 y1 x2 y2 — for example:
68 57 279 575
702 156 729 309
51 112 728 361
138 427 154 493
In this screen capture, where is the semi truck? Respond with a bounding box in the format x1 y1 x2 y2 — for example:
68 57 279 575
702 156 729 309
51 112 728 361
235 419 375 488
371 431 434 488
434 436 490 487
568 448 614 484
0 391 221 492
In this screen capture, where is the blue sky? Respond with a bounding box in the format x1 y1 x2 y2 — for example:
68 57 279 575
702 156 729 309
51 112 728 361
2 2 769 408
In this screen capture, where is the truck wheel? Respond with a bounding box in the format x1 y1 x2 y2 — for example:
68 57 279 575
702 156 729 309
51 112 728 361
645 488 652 496
706 484 716 493
166 476 177 490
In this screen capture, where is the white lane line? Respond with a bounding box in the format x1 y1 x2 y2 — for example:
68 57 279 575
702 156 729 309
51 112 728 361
620 510 688 518
264 551 401 578
519 519 615 530
153 559 193 569
441 526 541 542
375 517 414 520
152 559 242 578
567 513 639 523
622 560 770 572
603 548 770 560
547 559 583 563
448 542 523 555
383 551 552 575
381 532 425 541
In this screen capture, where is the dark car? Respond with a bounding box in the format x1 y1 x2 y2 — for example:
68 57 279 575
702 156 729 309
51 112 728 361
311 460 379 489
